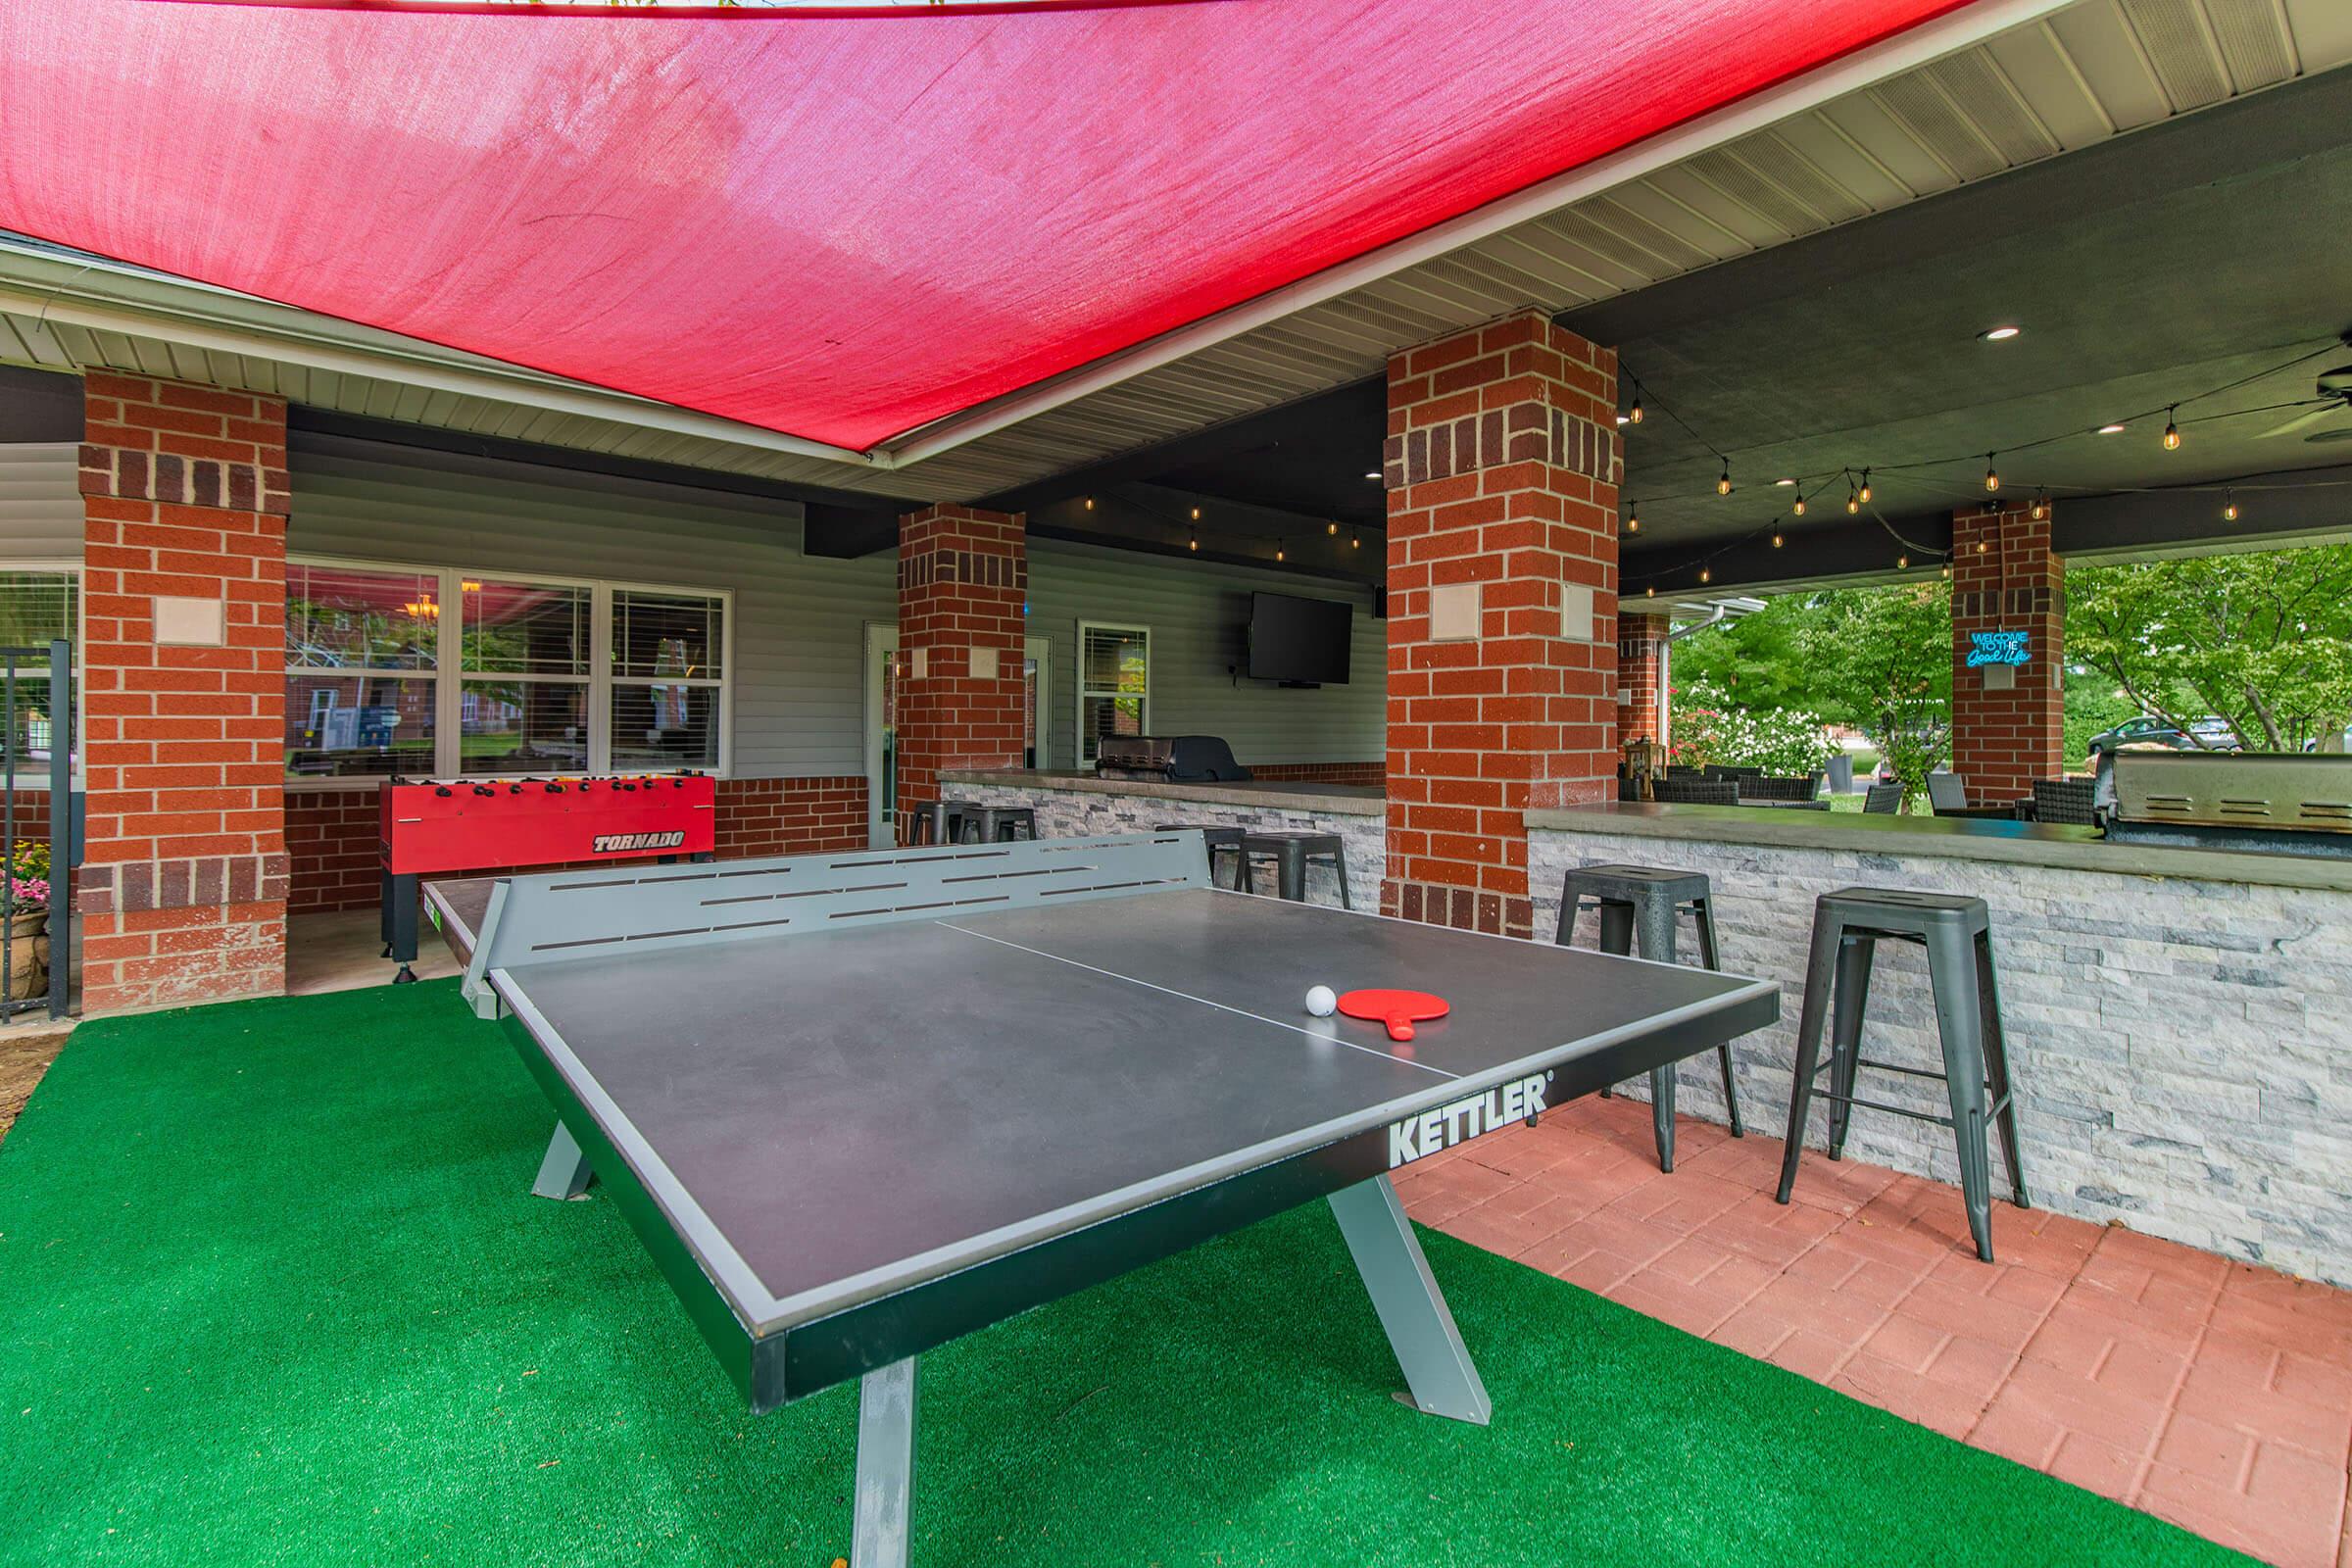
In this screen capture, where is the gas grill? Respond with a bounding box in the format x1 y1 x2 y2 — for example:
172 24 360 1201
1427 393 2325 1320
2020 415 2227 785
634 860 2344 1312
2098 751 2352 860
1094 735 1253 783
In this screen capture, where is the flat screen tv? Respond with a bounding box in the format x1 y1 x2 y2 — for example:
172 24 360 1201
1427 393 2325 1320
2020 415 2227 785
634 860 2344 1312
1247 592 1351 685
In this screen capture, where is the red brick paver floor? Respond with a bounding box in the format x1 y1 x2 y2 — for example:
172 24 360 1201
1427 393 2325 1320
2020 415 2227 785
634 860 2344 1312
1402 1096 2352 1568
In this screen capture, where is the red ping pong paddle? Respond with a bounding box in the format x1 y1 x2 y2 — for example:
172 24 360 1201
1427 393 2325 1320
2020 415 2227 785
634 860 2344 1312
1337 988 1449 1043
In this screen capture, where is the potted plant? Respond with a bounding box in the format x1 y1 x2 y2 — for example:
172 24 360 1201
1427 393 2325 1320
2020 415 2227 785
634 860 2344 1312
6 838 50 1002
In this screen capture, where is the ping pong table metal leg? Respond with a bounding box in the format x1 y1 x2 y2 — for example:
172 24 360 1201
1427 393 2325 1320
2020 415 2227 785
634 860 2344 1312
853 1356 919 1568
1328 1174 1491 1426
530 1121 594 1200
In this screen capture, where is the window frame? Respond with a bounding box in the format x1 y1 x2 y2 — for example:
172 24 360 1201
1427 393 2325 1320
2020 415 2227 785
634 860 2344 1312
285 555 732 786
0 561 84 792
1074 619 1151 765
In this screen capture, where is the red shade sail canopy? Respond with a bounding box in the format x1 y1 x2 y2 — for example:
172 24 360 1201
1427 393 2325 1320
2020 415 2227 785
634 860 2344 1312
1 0 1966 452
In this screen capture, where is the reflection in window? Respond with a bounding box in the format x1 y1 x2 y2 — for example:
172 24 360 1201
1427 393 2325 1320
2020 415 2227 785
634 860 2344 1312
286 674 436 778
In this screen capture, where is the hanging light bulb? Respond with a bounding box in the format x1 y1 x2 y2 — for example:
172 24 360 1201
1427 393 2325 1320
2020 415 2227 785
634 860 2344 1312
1644 584 1655 597
1792 495 1806 517
1771 532 1785 549
1084 496 1096 512
1625 505 1640 535
1349 529 1360 550
1275 541 1286 563
1984 454 2000 494
2224 490 2239 522
1326 520 1339 535
2031 490 2049 522
2163 408 2180 451
1977 539 1989 554
1187 532 1198 553
1896 554 1909 570
1191 505 1202 520
1698 566 1711 584
1846 476 1860 515
1629 387 1644 425
1717 462 1733 496
1858 470 1872 505
1939 562 1951 579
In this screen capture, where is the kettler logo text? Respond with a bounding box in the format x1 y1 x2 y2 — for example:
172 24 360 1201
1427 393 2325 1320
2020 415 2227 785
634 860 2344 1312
592 831 685 853
1388 1072 1553 1168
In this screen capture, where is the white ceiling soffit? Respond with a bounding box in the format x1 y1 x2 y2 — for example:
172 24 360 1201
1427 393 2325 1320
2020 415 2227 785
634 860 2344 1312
3 0 2347 504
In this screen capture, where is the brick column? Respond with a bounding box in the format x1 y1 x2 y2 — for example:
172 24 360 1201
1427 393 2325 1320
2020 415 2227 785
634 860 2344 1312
76 373 290 1012
895 504 1027 838
1382 311 1621 939
1616 611 1670 746
1950 500 2064 803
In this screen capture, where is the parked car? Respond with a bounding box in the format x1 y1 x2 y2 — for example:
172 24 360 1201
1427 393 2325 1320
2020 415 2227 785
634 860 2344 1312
2086 714 2239 757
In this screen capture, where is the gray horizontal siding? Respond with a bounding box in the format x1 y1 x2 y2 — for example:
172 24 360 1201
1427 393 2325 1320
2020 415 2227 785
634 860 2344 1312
1026 539 1386 770
0 443 83 563
290 436 892 779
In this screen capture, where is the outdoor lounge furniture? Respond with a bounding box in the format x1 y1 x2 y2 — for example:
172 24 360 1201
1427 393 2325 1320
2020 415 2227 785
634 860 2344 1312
1556 864 1745 1172
1777 887 2028 1262
1651 777 1739 806
1741 774 1821 803
1157 822 1247 889
1240 828 1351 907
1926 773 1970 812
1862 783 1905 814
2033 777 2098 825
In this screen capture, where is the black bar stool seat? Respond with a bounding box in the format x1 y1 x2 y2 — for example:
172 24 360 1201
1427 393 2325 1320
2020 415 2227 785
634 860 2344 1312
906 799 978 846
1776 886 2030 1262
1157 823 1246 889
1557 863 1743 1172
1239 829 1352 907
962 805 1039 842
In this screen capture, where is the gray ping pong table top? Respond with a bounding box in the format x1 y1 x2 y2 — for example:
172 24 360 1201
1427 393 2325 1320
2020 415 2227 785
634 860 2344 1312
435 834 1778 1414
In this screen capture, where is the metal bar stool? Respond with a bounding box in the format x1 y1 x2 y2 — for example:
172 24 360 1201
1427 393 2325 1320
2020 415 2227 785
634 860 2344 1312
1157 823 1246 889
1239 829 1351 907
1556 863 1744 1172
906 799 977 846
1776 886 2029 1262
961 805 1039 842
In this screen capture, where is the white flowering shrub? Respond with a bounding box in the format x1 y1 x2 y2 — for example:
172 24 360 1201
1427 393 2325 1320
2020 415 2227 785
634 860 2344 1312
1667 680 1838 776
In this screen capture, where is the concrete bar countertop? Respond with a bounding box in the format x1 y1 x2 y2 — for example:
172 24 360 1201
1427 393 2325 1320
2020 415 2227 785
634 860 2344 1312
942 769 1384 816
1524 799 2352 894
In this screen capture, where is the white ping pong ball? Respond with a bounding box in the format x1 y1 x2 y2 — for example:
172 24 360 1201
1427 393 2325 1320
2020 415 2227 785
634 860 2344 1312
1305 985 1337 1018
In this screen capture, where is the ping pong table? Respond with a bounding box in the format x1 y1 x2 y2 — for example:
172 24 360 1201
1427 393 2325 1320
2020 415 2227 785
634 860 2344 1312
427 831 1778 1567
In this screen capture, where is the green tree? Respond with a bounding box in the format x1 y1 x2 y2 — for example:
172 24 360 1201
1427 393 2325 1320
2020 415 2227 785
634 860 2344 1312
1664 595 1830 711
1799 582 1953 803
2067 547 2352 752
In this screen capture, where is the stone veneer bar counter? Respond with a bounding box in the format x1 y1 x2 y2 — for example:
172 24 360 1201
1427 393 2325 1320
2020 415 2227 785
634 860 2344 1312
1527 802 2352 1286
943 777 2351 1284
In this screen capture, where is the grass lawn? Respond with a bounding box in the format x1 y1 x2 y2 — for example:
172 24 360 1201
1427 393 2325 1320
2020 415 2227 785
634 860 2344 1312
0 984 2248 1566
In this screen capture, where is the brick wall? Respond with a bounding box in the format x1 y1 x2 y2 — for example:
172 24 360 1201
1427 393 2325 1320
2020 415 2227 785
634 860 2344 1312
286 776 870 912
895 504 1027 837
1951 501 2064 802
75 373 289 1012
1616 612 1669 745
1381 311 1621 940
1247 760 1386 787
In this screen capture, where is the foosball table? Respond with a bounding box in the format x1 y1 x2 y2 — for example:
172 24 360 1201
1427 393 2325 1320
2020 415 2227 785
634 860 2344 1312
379 772 716 981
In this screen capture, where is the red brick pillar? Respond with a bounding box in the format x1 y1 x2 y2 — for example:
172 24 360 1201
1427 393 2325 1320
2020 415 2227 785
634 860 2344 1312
1950 500 2064 803
76 373 290 1012
896 504 1027 838
1617 611 1670 746
1382 311 1621 939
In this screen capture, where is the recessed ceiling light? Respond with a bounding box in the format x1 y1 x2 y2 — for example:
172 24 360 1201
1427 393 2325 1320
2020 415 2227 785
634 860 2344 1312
2096 422 2126 435
1774 476 1797 487
1614 415 1629 425
1362 470 1381 480
1980 325 2022 341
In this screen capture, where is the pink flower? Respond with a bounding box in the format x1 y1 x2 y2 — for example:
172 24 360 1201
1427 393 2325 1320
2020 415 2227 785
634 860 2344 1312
9 877 47 908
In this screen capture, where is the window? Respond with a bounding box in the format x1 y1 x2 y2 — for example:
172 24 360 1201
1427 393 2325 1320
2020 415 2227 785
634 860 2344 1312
0 569 79 782
285 563 438 778
1076 621 1149 764
285 561 728 781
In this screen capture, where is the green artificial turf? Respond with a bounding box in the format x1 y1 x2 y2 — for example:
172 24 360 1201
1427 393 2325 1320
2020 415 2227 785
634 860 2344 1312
0 983 2242 1567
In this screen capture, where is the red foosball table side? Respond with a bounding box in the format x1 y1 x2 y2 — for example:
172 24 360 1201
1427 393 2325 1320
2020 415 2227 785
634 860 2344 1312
378 773 718 978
